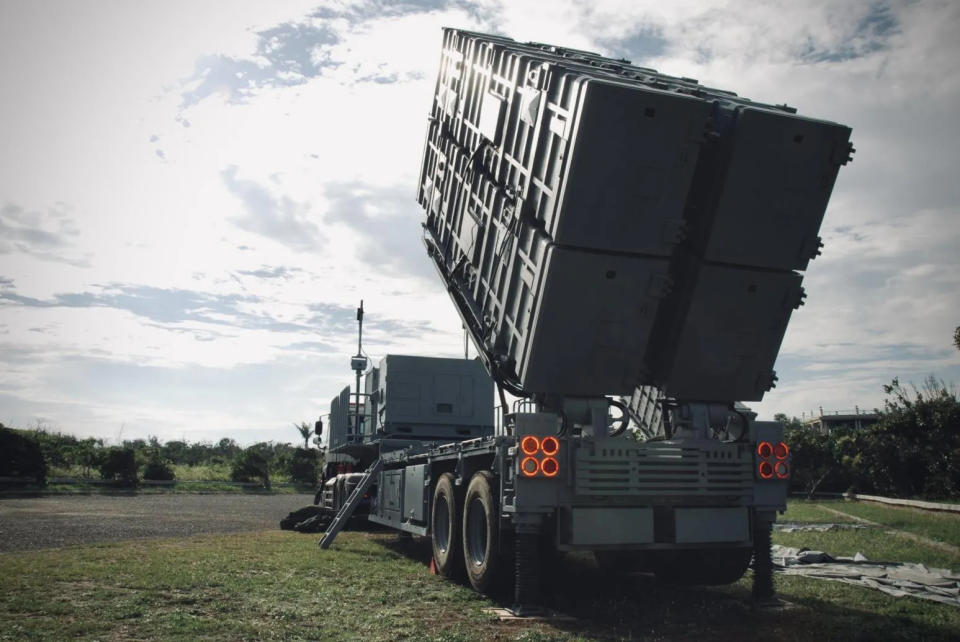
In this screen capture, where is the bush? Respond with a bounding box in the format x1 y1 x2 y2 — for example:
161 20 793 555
0 426 47 484
231 449 271 489
142 454 175 481
99 448 138 485
288 448 318 486
850 378 960 498
780 377 960 500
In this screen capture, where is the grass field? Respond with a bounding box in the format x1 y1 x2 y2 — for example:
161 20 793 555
1 501 958 640
828 500 960 549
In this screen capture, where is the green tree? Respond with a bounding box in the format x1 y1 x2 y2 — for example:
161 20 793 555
74 438 102 478
288 448 318 486
294 422 312 449
231 448 272 490
774 413 803 431
850 377 960 498
99 448 138 486
0 426 47 484
142 449 175 481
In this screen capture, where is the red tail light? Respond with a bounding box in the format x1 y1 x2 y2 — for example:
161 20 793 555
520 456 539 477
774 442 789 459
540 436 559 456
541 457 559 477
759 461 774 479
521 435 540 455
775 462 790 479
518 435 562 478
757 442 773 458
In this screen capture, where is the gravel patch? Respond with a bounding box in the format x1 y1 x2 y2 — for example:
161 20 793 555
0 493 314 552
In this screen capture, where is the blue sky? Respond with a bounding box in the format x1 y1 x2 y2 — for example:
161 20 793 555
1 0 958 445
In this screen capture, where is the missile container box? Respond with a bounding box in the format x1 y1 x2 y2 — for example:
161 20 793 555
418 28 852 401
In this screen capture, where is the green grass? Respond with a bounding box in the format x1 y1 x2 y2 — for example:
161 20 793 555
2 526 959 641
31 462 308 494
0 532 499 641
829 501 960 549
169 463 232 481
773 526 960 570
780 499 859 524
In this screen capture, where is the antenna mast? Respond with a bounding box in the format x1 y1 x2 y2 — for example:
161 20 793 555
351 300 368 438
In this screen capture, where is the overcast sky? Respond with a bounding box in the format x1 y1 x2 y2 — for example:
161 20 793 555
1 0 958 446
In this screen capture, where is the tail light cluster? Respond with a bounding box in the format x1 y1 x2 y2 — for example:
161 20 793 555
519 435 561 478
757 441 790 480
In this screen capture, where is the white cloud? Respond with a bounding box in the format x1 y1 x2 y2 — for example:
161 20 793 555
1 0 958 441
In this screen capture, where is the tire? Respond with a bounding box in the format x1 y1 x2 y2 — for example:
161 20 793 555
431 473 463 578
653 548 753 586
279 505 325 530
462 471 501 592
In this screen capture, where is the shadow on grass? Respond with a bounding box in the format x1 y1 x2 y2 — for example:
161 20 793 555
375 534 958 641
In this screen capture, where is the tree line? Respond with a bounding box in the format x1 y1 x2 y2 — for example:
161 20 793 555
781 377 960 500
3 376 957 498
0 425 321 488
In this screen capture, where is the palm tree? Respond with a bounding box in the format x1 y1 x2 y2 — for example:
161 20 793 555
294 422 311 449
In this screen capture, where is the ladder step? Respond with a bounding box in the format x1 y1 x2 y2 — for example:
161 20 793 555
319 459 382 549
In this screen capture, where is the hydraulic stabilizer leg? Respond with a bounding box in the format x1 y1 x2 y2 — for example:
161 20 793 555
512 516 543 616
752 516 776 603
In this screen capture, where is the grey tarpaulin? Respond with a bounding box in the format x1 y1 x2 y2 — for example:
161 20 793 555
772 545 960 606
774 522 870 533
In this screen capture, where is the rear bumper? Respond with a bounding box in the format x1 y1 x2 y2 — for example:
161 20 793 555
557 505 751 550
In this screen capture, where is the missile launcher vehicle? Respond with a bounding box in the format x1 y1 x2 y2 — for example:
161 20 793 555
314 28 853 614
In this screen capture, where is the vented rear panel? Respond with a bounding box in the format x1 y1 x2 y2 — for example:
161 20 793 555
574 440 753 498
418 28 852 400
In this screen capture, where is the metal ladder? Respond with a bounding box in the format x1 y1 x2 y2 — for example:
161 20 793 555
318 458 382 549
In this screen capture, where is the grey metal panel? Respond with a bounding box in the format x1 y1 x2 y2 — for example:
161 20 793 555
379 355 494 437
574 438 753 498
513 413 563 510
703 108 852 272
363 367 379 439
661 264 803 401
403 464 428 523
382 469 403 514
417 29 852 403
674 507 749 544
569 507 654 546
553 79 709 255
328 386 352 451
752 420 789 509
519 244 670 395
367 513 429 536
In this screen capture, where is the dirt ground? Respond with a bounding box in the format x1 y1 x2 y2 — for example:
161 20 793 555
0 493 313 552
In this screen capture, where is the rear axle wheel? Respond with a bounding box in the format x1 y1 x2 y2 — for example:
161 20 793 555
462 471 500 592
431 473 463 578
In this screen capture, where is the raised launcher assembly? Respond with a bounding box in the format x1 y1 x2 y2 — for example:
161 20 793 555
418 28 853 403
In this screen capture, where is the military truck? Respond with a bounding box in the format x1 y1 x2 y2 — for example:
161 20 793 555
314 28 853 613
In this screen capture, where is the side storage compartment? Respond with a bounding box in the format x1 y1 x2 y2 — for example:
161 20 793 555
377 469 403 526
402 464 428 525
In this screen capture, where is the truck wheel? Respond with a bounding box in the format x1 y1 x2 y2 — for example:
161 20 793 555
653 547 753 585
431 473 463 578
462 471 500 592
